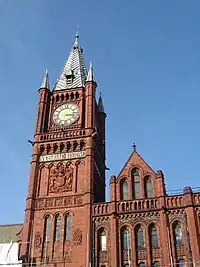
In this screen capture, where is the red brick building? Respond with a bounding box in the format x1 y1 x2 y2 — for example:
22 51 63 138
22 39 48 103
13 33 200 266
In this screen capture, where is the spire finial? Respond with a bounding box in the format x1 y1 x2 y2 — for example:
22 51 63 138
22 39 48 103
40 68 50 89
133 142 136 152
75 25 79 44
86 61 94 82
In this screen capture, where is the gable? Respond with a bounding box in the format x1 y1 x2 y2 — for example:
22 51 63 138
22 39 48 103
117 151 156 181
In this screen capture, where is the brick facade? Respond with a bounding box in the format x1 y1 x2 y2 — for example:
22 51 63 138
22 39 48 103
17 38 200 267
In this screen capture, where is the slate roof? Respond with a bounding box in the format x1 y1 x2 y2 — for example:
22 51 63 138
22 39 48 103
53 32 87 91
0 224 23 243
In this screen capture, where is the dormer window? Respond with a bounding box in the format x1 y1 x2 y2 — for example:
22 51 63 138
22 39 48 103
65 70 75 85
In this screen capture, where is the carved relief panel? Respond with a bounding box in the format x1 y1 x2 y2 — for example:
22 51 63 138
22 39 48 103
37 158 85 198
49 162 74 193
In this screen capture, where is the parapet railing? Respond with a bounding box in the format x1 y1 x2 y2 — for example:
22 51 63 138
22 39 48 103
116 198 158 213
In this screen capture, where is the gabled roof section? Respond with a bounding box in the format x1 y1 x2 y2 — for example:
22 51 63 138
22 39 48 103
53 32 87 91
0 224 23 243
117 149 156 180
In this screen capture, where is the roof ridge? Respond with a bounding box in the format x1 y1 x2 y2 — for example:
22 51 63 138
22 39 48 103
0 223 23 227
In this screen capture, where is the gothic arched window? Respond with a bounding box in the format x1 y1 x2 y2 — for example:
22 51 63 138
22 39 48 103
44 215 51 242
144 177 152 198
54 215 61 241
121 228 130 250
132 169 140 199
150 224 158 248
65 214 71 241
100 231 107 251
120 180 128 200
135 225 144 250
173 222 183 246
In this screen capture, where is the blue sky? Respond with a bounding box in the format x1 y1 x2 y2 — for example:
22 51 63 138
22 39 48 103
0 0 200 224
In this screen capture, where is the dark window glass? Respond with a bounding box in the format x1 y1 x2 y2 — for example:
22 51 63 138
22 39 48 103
139 262 145 267
132 169 140 199
44 216 51 242
54 215 61 241
145 178 152 198
121 180 128 200
122 229 130 250
150 225 158 248
174 223 183 246
65 214 71 241
135 226 144 249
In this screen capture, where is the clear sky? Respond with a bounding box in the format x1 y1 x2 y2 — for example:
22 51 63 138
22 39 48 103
0 0 200 224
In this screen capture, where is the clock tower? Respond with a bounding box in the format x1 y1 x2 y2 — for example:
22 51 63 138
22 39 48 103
19 33 106 266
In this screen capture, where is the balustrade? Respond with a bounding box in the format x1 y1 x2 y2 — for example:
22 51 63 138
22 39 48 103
117 198 158 213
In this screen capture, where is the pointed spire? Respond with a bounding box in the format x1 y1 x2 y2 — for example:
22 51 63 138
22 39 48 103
98 93 105 113
53 32 87 91
86 61 94 82
40 69 50 89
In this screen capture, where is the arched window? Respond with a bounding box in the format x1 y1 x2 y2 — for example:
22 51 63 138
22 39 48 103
144 177 152 198
132 169 140 199
177 259 185 267
54 215 61 241
120 180 128 200
135 225 144 250
65 214 71 241
121 228 130 250
44 215 51 242
173 222 183 246
150 224 158 248
100 231 107 251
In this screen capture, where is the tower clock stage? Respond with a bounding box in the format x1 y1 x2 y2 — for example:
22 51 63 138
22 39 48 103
53 103 80 126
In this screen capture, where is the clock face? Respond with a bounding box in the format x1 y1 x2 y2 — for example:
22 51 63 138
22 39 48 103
53 103 79 126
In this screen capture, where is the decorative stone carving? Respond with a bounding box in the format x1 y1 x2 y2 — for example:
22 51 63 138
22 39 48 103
94 219 110 230
137 249 146 260
35 195 83 210
169 213 184 219
152 248 160 258
36 199 45 209
118 212 160 226
55 198 64 207
34 232 41 248
99 251 108 262
64 248 72 263
74 196 83 205
123 250 131 261
49 162 74 193
64 197 73 206
46 199 54 207
73 228 82 246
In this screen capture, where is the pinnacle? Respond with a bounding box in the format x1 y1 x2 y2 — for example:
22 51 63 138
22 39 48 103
40 69 50 89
